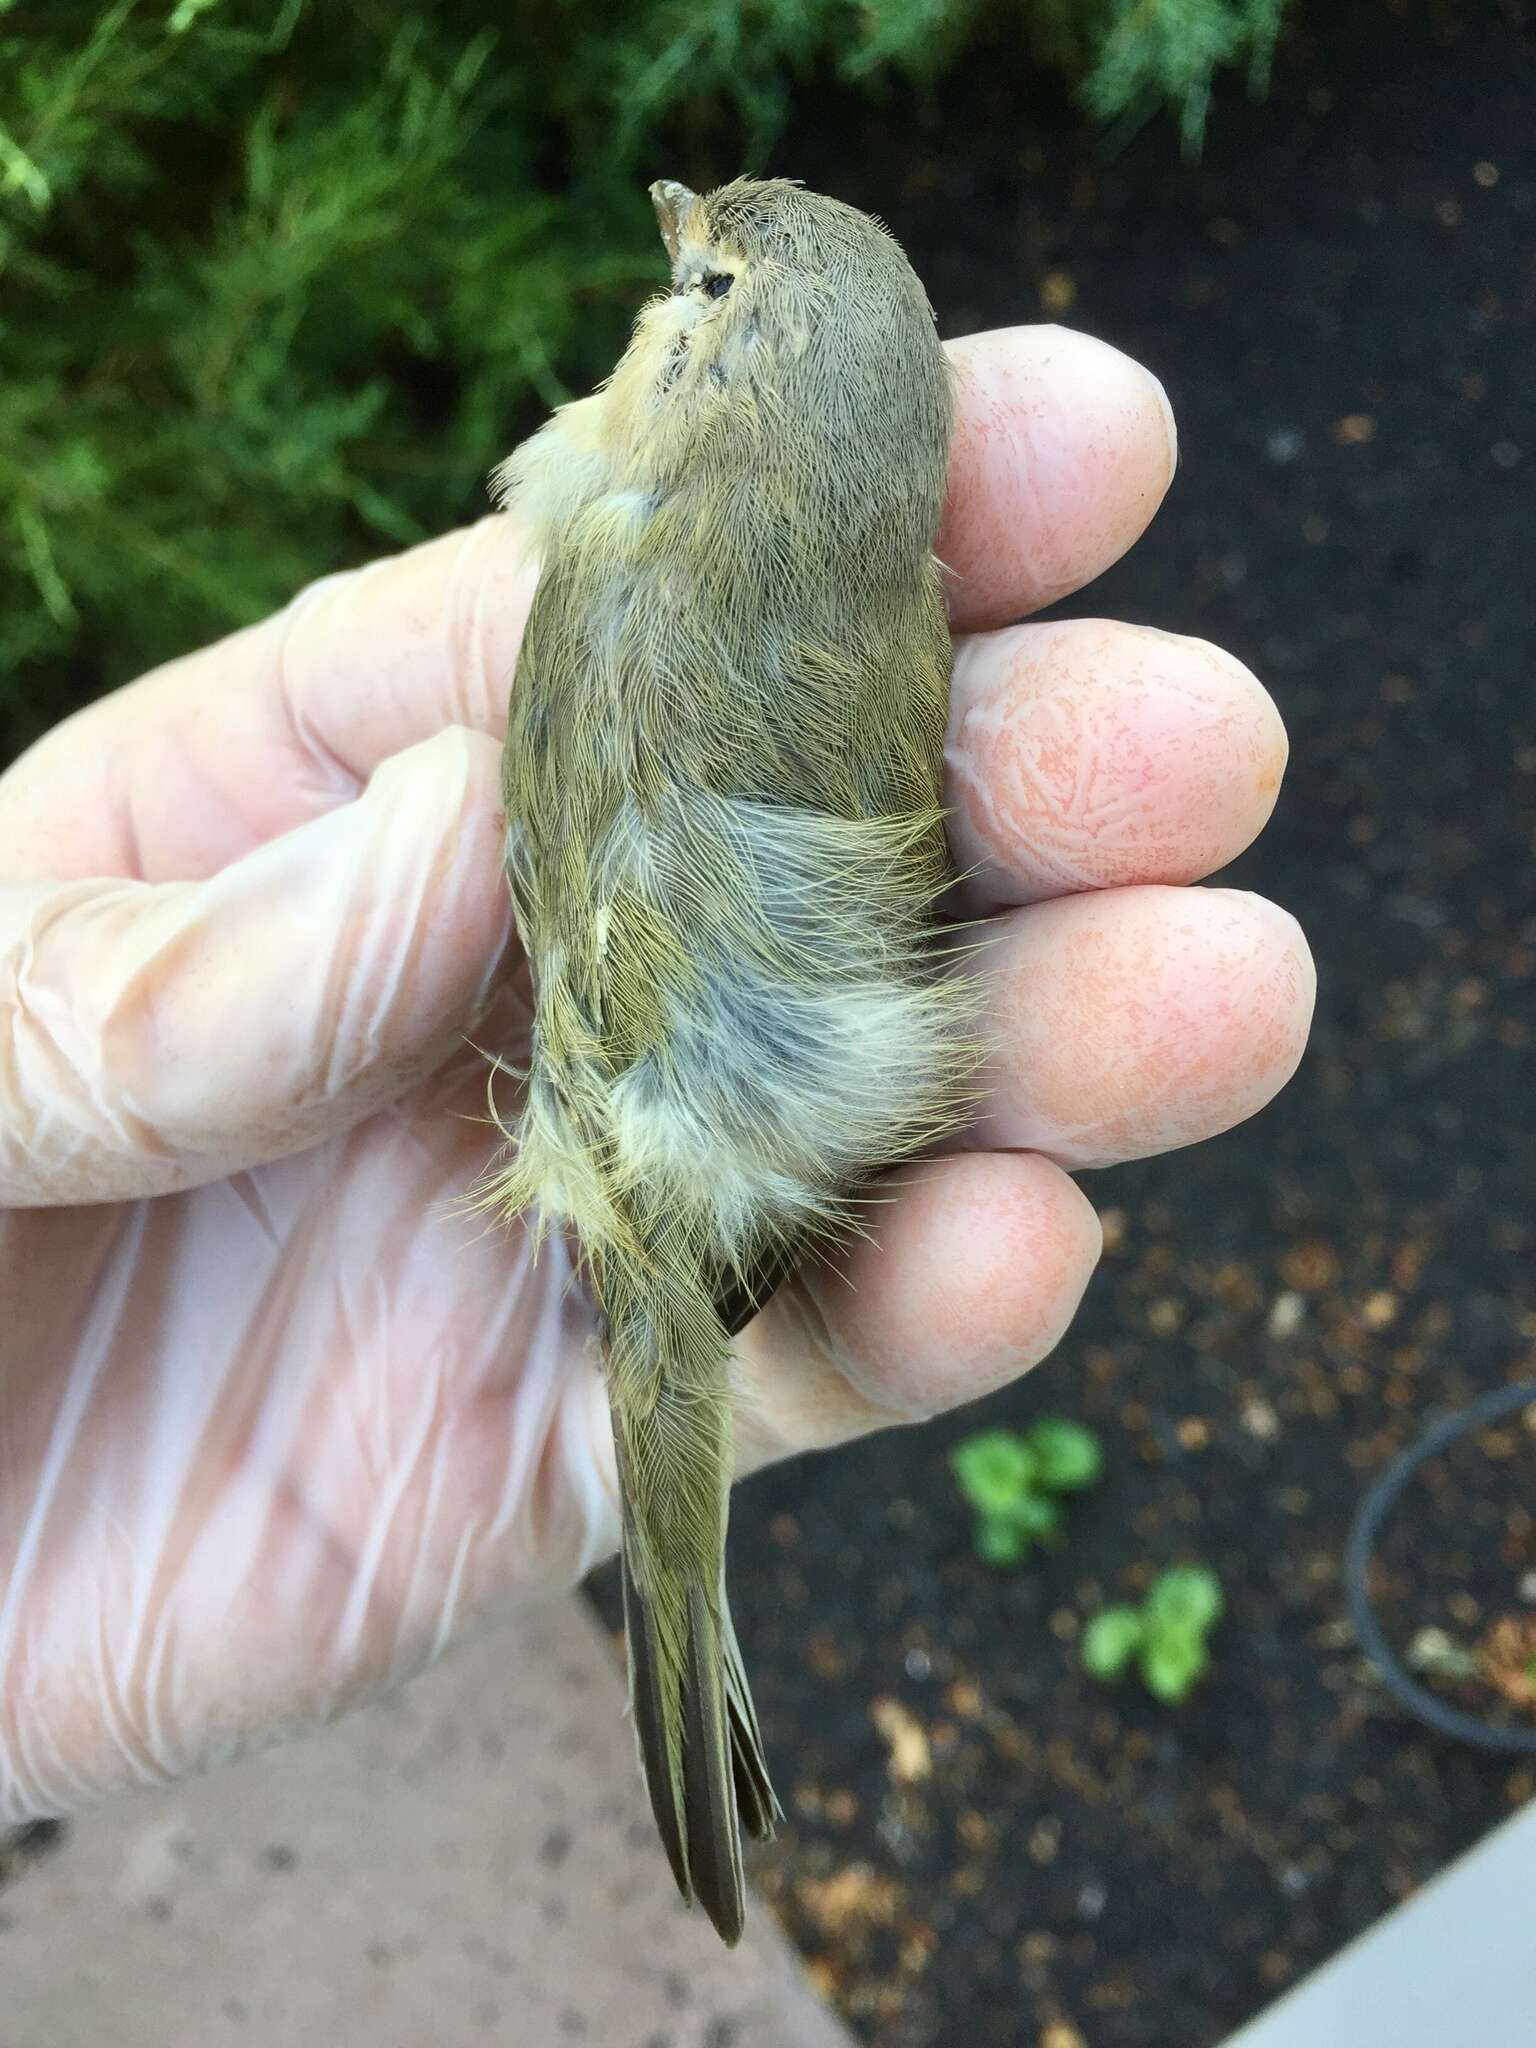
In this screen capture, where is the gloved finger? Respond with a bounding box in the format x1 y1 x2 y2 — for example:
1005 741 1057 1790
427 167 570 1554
0 1145 1092 1818
945 620 1288 908
0 524 541 890
0 1117 605 1819
0 726 512 1207
0 328 1174 888
728 1151 1103 1465
969 883 1316 1171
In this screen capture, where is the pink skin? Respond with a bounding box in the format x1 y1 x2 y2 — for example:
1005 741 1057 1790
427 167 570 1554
938 326 1180 631
946 620 1288 906
0 326 1314 1814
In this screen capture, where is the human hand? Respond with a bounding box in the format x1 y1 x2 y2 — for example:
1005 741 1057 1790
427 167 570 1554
0 327 1313 1821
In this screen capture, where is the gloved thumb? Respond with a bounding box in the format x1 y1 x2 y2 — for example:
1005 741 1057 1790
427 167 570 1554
0 725 512 1207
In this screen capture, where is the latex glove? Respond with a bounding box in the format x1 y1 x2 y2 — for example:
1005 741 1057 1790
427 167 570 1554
0 327 1313 1821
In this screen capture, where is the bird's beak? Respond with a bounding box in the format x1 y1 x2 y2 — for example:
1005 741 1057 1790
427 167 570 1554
649 179 697 264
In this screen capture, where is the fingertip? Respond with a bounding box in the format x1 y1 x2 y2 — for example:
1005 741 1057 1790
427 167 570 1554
1205 886 1317 1040
815 1152 1103 1422
978 883 1316 1170
946 620 1290 903
1145 363 1180 480
363 717 502 821
939 326 1179 632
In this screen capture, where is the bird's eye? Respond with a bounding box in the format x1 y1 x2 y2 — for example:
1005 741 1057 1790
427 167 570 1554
701 271 733 300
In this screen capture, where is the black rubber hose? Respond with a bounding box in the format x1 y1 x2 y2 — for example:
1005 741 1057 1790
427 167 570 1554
1344 1380 1536 1755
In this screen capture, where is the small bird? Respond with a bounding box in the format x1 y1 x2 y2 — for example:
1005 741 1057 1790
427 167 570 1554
482 177 976 1942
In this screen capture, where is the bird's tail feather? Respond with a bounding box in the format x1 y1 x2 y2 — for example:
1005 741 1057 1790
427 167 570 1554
611 1302 779 1946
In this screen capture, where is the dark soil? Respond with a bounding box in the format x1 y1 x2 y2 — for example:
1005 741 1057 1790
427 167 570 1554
597 3 1536 2043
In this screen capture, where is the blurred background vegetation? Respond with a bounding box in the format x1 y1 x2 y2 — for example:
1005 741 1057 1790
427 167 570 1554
0 0 1286 755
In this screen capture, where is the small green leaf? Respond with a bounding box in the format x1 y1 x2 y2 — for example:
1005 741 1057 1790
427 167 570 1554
0 118 51 212
951 1430 1036 1517
1145 1565 1224 1637
975 1517 1029 1568
1082 1607 1143 1680
14 502 75 625
1009 1491 1063 1545
1140 1629 1210 1703
1025 1417 1104 1493
168 0 223 32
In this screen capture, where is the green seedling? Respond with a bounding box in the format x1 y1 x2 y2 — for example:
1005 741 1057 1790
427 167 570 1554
950 1420 1104 1566
1083 1565 1224 1703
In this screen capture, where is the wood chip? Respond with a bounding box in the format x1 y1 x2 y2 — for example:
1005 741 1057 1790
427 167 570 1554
870 1697 932 1783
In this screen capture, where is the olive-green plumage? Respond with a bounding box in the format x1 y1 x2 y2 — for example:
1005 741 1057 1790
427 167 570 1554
484 178 974 1943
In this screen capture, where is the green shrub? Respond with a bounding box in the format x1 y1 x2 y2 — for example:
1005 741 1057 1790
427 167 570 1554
1 1 1288 754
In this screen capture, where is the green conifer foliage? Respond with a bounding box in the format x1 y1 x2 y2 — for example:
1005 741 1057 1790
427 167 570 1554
0 1 1286 751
